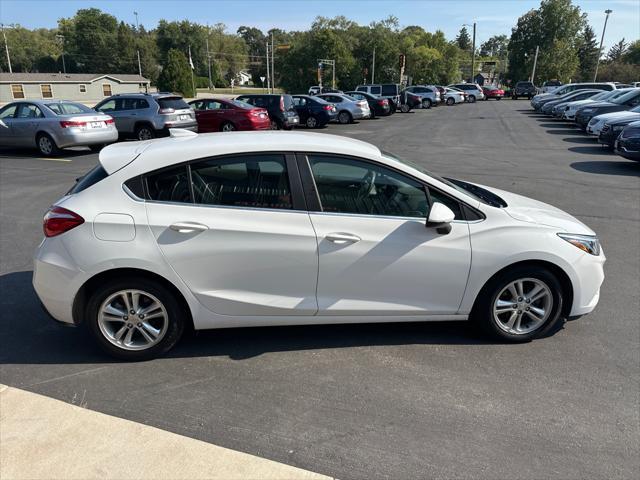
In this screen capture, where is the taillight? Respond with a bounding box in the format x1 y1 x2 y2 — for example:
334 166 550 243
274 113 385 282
60 120 87 128
105 118 114 124
322 105 333 111
43 206 84 237
158 108 175 114
377 99 388 106
280 96 285 112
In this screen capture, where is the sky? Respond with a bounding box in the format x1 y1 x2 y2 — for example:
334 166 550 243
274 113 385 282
1 0 638 49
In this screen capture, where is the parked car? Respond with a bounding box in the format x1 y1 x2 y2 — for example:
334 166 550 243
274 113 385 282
0 100 117 156
531 82 617 109
316 93 371 124
482 85 505 100
557 89 627 120
598 113 640 149
398 89 422 112
614 121 640 161
540 80 563 94
94 93 197 140
447 83 485 102
434 86 447 102
442 88 466 105
355 84 401 111
235 94 300 130
404 85 441 108
291 95 337 128
308 86 342 95
345 91 391 117
188 98 270 132
511 81 537 100
584 107 640 137
33 130 605 360
576 89 640 132
541 89 601 115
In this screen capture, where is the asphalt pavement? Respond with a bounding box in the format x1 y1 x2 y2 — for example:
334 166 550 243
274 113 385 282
0 99 638 479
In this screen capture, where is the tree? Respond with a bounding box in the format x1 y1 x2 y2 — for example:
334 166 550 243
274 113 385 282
623 40 640 65
237 26 266 85
455 27 472 51
480 35 508 57
576 25 599 81
116 22 137 73
157 49 193 97
607 38 628 62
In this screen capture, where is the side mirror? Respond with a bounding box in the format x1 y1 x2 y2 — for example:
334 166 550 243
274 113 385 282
426 202 455 234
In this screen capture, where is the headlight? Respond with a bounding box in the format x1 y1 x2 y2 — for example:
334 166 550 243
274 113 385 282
557 233 601 256
612 125 624 132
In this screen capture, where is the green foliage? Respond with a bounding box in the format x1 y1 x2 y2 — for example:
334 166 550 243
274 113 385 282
623 40 640 65
455 27 472 51
480 35 509 57
596 62 640 83
157 49 194 97
576 25 599 81
607 39 628 62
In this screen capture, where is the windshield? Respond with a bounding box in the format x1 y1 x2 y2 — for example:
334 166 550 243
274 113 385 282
612 90 640 104
46 102 93 115
382 151 504 206
630 105 640 113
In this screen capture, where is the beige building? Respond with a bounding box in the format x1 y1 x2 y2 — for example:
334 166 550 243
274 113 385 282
0 73 150 105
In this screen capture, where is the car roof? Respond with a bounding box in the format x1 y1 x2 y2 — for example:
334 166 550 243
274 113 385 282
100 131 382 175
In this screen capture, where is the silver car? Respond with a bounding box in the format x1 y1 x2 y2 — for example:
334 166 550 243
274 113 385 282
404 85 441 108
316 93 371 124
94 93 197 140
0 100 118 156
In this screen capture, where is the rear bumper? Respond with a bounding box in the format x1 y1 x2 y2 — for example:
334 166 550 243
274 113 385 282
54 127 119 148
164 121 198 132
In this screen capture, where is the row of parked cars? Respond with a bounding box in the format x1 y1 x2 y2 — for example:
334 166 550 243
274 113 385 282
531 82 640 162
0 81 496 156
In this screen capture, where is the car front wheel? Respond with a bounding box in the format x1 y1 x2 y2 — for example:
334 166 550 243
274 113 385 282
86 278 186 360
472 266 564 342
467 95 476 103
306 116 318 128
135 125 155 141
422 99 432 109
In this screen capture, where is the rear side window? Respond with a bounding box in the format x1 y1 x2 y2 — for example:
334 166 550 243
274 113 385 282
356 86 367 92
146 165 191 203
190 154 292 209
157 97 190 110
282 95 294 110
47 102 92 115
67 165 108 195
370 86 382 95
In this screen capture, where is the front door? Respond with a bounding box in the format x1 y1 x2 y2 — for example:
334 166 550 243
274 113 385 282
303 154 472 316
12 103 44 146
144 153 319 317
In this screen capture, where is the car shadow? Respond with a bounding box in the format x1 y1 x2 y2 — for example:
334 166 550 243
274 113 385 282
538 122 576 128
0 270 507 365
568 145 614 156
0 146 94 159
562 136 598 144
545 129 584 135
571 160 639 176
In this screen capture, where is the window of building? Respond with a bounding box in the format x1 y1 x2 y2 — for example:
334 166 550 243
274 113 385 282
11 85 24 99
40 84 53 98
79 84 87 93
102 84 112 96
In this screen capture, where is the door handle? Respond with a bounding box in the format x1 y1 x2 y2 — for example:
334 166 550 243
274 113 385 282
325 232 361 244
170 222 209 233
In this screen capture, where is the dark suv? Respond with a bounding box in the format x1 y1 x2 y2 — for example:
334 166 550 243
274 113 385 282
235 94 299 129
512 81 537 99
94 93 197 140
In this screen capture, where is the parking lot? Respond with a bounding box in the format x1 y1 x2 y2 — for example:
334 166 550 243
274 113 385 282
0 99 638 478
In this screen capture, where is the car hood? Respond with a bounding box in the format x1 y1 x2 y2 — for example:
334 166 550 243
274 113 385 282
580 101 618 110
565 98 597 108
591 110 639 124
605 112 640 125
473 183 594 234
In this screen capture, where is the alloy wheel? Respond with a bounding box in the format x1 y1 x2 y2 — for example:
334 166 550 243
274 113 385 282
97 289 169 351
338 112 350 124
137 127 153 140
222 123 236 132
38 136 53 155
306 116 317 128
492 278 553 335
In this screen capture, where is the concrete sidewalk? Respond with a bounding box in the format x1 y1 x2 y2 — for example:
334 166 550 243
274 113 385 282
0 384 332 480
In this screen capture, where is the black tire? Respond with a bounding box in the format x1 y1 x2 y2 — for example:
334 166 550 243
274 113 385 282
338 111 352 124
220 122 236 132
270 119 280 130
446 97 455 106
471 265 564 343
86 277 186 361
497 97 502 101
400 104 411 113
512 95 518 100
484 96 489 101
467 95 476 103
422 98 432 109
36 133 61 156
135 124 155 141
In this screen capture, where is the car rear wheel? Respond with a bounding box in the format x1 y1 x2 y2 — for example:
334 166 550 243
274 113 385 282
36 133 60 156
472 266 564 342
512 95 518 100
422 99 432 109
446 97 455 106
135 124 155 141
220 122 236 132
467 95 476 103
400 104 411 113
306 116 318 128
86 277 185 360
338 111 352 124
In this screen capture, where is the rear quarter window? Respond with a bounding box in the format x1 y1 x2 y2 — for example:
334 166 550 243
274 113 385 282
67 165 108 195
157 97 190 110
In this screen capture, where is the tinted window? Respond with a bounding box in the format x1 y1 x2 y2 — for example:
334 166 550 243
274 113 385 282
123 98 149 110
370 86 381 95
191 154 292 209
356 86 367 92
308 155 427 218
293 97 307 106
0 104 17 119
157 97 190 110
96 99 117 112
381 85 397 96
15 104 43 118
67 165 108 194
146 165 191 203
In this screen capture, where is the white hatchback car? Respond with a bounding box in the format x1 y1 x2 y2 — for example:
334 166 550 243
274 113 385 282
34 131 605 360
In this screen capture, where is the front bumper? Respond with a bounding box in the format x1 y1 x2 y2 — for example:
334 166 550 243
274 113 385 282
615 137 640 161
570 249 606 317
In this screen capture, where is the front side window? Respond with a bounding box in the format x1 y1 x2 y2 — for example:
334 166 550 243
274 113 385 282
0 104 18 119
11 84 24 99
15 103 44 118
95 99 117 112
191 154 292 209
308 155 428 218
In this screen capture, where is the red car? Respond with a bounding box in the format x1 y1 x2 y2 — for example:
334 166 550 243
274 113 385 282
482 86 505 100
188 98 270 132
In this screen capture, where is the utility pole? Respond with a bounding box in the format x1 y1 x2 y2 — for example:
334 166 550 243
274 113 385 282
530 45 539 83
206 26 212 90
1 24 13 73
265 41 271 93
594 9 613 81
271 32 275 92
371 46 376 84
471 22 476 82
55 34 66 73
133 11 143 79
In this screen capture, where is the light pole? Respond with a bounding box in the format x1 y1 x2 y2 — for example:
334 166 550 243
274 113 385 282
463 23 477 82
594 9 613 82
134 11 143 79
56 34 66 73
1 23 14 74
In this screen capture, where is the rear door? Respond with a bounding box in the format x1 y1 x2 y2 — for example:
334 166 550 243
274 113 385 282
144 153 319 318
